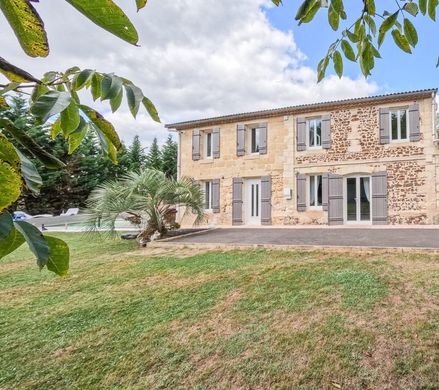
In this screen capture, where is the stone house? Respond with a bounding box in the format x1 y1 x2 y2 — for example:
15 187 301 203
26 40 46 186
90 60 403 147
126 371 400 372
165 89 439 226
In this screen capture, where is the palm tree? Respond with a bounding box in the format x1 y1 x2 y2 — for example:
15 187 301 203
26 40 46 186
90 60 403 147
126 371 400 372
87 169 205 240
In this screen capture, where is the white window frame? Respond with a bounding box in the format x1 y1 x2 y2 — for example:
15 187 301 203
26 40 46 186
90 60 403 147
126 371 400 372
308 174 323 209
203 131 213 159
204 180 213 211
306 117 322 149
247 127 261 154
389 107 409 142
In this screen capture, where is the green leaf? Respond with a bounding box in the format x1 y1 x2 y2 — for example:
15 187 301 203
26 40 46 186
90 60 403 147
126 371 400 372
301 0 321 23
30 91 72 123
0 133 20 169
403 18 418 47
92 123 117 163
333 50 343 77
0 211 13 240
0 0 48 57
14 221 49 269
436 56 439 67
136 0 147 11
125 84 143 118
110 88 123 113
0 96 9 111
1 118 65 169
80 105 122 149
346 31 359 43
364 14 377 36
420 0 427 14
101 74 123 101
317 56 329 83
378 11 399 47
68 118 88 154
429 0 438 20
30 84 49 103
73 69 95 91
61 99 81 136
328 5 340 31
0 56 40 83
65 0 139 45
45 236 70 276
51 118 62 139
341 39 356 61
91 73 102 101
15 148 42 195
365 0 376 15
0 225 24 259
0 161 21 212
142 97 161 123
359 42 375 76
403 2 419 16
391 29 412 53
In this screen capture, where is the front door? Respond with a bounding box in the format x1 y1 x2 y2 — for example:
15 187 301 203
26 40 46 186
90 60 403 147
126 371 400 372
345 176 371 223
246 179 261 225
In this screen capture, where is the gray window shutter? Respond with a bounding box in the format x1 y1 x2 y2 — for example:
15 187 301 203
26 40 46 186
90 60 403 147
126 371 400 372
372 171 388 225
296 174 306 212
409 104 421 142
212 179 220 213
296 117 306 151
379 108 390 144
261 176 272 225
259 123 267 155
321 114 331 149
232 177 243 225
236 124 245 156
328 174 343 225
322 173 329 211
192 130 201 160
212 127 220 158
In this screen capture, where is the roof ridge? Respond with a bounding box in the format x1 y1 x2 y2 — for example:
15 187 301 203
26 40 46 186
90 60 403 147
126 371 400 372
166 88 437 129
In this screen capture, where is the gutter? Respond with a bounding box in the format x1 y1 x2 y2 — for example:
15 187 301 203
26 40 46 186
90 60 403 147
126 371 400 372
432 91 439 142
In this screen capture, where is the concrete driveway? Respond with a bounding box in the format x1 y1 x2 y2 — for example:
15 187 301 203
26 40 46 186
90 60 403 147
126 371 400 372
169 227 439 249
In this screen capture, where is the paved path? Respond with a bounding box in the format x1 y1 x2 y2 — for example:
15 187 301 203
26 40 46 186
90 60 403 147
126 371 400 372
169 228 439 249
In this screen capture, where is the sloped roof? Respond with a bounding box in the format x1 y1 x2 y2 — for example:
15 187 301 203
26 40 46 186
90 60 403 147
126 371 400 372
165 88 437 130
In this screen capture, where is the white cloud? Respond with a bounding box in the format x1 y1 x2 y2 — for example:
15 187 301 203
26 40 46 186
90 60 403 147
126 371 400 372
0 0 378 147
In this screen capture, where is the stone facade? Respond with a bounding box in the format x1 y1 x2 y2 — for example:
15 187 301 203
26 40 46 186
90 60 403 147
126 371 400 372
171 90 439 226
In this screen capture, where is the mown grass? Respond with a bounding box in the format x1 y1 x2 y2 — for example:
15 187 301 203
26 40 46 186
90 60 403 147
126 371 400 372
0 233 438 389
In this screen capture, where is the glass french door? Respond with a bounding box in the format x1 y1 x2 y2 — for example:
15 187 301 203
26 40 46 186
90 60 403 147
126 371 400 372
346 176 371 223
246 179 261 225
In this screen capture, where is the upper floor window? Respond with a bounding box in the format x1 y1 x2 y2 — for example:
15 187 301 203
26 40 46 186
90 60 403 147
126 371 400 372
204 131 213 158
307 118 322 148
249 127 261 154
390 108 408 141
309 175 322 208
204 180 213 210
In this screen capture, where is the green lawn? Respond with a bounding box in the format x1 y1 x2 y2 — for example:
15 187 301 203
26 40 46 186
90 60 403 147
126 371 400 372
1 233 438 389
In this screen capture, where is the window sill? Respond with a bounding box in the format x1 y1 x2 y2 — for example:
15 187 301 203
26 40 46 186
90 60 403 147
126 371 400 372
200 159 214 164
388 139 411 144
308 206 323 211
306 147 324 151
244 153 261 160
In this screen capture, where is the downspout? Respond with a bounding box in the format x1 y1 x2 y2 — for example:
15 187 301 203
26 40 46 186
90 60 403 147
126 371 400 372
177 130 182 180
432 91 438 142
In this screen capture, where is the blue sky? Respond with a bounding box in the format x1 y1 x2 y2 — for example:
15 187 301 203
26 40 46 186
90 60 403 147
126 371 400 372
266 2 438 93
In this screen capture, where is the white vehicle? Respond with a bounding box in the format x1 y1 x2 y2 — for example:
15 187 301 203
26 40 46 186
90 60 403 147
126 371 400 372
13 211 53 221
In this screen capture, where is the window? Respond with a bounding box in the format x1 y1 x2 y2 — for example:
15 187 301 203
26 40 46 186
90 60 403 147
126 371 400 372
390 108 409 141
249 127 261 154
204 131 213 158
309 175 322 208
307 118 322 148
204 181 213 210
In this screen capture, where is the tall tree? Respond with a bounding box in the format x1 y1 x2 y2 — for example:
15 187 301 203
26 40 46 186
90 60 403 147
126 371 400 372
128 135 146 172
161 134 178 179
146 137 162 170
